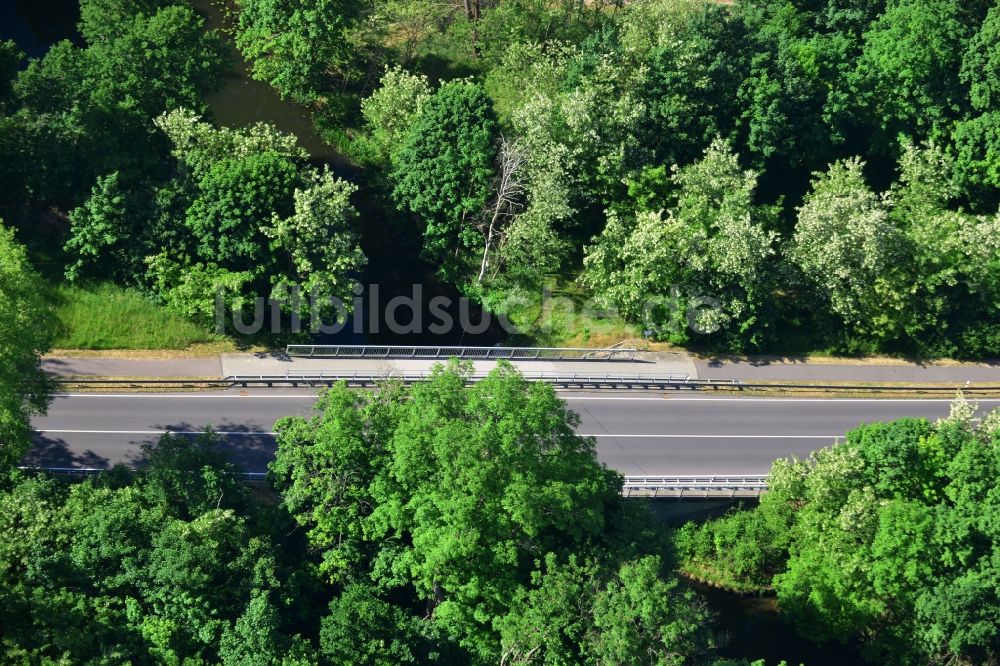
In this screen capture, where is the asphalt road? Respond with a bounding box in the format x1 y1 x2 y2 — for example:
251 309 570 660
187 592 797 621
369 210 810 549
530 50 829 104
26 392 1000 476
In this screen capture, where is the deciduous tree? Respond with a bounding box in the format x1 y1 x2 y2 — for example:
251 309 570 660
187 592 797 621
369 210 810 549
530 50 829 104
391 81 499 282
65 172 136 282
361 65 431 162
583 139 777 348
0 223 54 471
790 157 904 339
236 0 362 104
271 361 712 661
676 396 1000 664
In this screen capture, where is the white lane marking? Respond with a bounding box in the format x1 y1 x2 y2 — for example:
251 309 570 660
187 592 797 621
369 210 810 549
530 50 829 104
581 434 840 439
561 395 667 401
52 394 317 399
35 429 278 436
50 393 1000 404
566 396 996 403
35 429 836 440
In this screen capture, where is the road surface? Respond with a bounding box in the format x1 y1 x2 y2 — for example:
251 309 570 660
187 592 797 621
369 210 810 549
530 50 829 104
26 392 998 476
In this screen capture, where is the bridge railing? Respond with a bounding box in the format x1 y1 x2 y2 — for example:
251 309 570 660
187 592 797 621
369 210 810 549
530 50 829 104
621 475 768 499
224 371 743 390
19 467 768 498
285 345 639 361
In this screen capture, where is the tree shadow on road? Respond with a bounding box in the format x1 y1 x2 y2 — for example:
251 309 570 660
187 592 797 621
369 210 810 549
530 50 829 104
146 422 278 472
23 433 133 469
25 424 278 473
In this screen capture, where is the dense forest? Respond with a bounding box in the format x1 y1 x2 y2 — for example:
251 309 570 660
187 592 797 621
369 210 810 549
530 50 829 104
0 0 997 356
3 1 1000 662
3 359 999 663
1 363 727 664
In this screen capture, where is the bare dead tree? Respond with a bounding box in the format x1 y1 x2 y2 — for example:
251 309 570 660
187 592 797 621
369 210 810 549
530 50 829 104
478 136 528 283
462 0 482 21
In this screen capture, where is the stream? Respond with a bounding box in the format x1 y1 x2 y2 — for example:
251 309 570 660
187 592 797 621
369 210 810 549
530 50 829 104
192 0 351 169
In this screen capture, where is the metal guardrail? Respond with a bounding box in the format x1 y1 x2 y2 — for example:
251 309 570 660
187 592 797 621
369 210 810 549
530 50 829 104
285 345 639 361
622 475 769 499
225 371 741 390
18 467 767 498
50 376 1000 394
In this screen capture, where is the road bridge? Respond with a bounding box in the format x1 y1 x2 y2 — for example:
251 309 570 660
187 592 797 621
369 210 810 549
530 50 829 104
27 392 997 479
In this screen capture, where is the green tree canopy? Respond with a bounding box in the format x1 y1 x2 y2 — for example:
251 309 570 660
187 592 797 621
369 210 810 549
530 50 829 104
499 553 714 665
853 0 973 141
0 40 23 108
952 4 1000 197
790 157 905 341
641 6 750 169
271 360 712 662
0 223 54 471
2 1 224 232
77 0 170 43
72 109 371 324
64 172 136 282
961 4 1000 113
0 434 320 663
236 0 362 104
186 150 300 267
391 81 499 283
677 395 1000 664
361 65 431 162
583 139 778 349
84 4 224 120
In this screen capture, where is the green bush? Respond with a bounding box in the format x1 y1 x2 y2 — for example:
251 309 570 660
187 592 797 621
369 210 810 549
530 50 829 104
675 507 783 592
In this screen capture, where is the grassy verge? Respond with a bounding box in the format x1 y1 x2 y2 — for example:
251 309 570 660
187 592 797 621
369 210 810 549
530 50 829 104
505 277 641 347
686 381 1000 399
49 282 224 351
47 341 249 359
53 377 230 393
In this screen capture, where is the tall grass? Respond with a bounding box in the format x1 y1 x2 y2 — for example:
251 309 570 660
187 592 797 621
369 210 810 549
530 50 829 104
504 277 639 348
50 283 218 350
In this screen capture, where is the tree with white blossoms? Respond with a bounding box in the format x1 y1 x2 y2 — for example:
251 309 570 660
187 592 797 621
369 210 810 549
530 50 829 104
502 43 647 210
361 65 431 162
789 143 1000 355
582 138 777 348
791 157 906 341
154 107 307 174
483 41 648 293
888 141 978 353
263 168 366 310
144 253 256 324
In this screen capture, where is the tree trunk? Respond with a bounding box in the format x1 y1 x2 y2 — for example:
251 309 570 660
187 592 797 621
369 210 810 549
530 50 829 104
464 0 482 58
478 215 496 283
